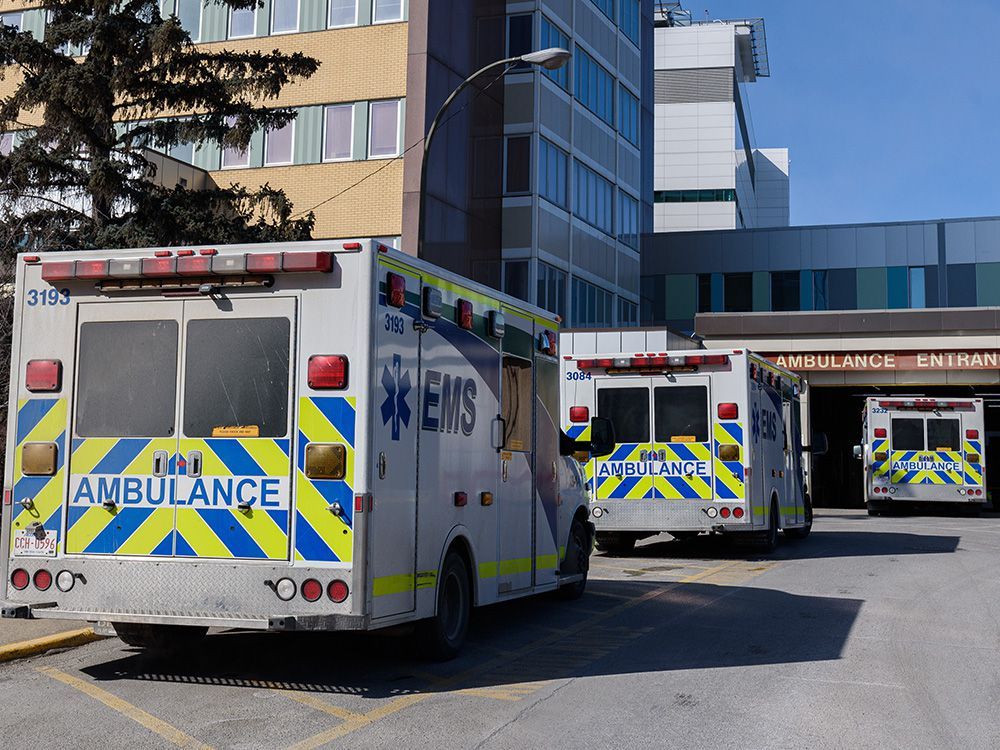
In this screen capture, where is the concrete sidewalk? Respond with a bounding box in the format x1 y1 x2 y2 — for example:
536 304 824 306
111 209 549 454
0 617 100 663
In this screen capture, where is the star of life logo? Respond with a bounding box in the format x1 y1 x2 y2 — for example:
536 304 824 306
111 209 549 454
381 353 412 441
752 403 761 444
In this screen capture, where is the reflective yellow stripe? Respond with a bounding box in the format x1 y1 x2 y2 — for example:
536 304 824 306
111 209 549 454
65 507 114 554
240 439 291 477
231 508 288 559
536 554 558 570
70 438 119 475
115 509 174 556
373 573 416 597
498 557 532 576
295 473 353 561
180 439 230 477
175 508 232 558
22 399 68 445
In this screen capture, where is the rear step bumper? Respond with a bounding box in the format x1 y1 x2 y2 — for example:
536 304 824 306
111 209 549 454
2 603 369 632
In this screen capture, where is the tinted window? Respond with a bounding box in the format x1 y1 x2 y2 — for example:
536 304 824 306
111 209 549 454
724 273 752 313
654 387 709 443
502 356 533 452
183 318 290 438
927 419 960 451
597 388 649 443
892 418 924 451
76 320 178 437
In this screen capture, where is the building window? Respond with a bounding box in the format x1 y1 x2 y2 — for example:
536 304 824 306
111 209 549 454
229 6 256 38
572 278 613 329
373 0 403 24
323 104 354 161
0 132 12 157
505 136 531 195
221 116 249 169
368 100 400 158
271 0 298 34
160 0 201 41
537 262 567 321
618 298 638 326
264 120 294 166
771 271 800 312
504 260 530 302
540 17 569 90
169 140 193 164
828 268 858 310
618 191 639 250
724 273 752 313
619 85 639 147
697 274 712 313
655 189 737 203
619 0 640 45
573 161 614 236
909 267 926 309
947 264 977 307
539 138 568 208
575 49 614 126
887 266 908 309
1 12 22 30
329 0 357 27
507 14 532 62
588 0 613 21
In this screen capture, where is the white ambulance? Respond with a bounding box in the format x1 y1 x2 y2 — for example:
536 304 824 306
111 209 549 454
561 330 813 554
858 397 986 514
1 240 615 658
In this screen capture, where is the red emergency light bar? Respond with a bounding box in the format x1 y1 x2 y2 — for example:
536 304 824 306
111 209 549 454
577 353 729 371
40 251 334 285
877 399 974 412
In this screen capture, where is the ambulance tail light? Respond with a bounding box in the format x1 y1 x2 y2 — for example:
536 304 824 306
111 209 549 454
301 579 323 602
457 299 474 330
327 580 349 603
732 507 745 519
40 261 75 282
387 272 406 308
719 507 731 519
281 251 334 273
26 359 62 392
874 452 888 462
177 255 214 276
966 429 980 440
141 257 177 277
75 260 109 279
718 403 739 420
569 407 589 423
967 454 981 464
246 252 283 274
33 569 52 591
577 359 596 370
874 428 887 438
10 568 29 591
718 444 740 462
308 355 348 390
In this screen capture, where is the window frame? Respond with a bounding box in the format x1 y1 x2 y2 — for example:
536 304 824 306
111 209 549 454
597 386 651 444
328 0 358 29
539 137 569 209
504 135 532 195
1 12 23 30
228 5 257 40
654 386 710 444
322 103 355 162
270 0 300 35
263 119 295 167
891 417 926 452
220 116 250 170
368 99 401 159
372 0 404 25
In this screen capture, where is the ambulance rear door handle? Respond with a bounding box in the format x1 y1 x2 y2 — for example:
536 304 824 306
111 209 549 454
502 461 509 483
152 450 168 478
378 452 386 480
187 451 202 478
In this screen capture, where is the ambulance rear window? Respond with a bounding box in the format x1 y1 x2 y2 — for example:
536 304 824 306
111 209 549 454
892 418 924 451
654 386 709 443
183 318 290 438
76 320 179 437
597 388 649 443
927 418 960 451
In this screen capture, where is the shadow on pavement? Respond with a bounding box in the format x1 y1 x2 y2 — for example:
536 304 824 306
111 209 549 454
622 529 960 562
81 578 862 700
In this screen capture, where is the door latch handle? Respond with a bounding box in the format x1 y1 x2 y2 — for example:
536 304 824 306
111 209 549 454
152 450 168 478
378 452 386 480
502 460 509 483
187 451 202 478
640 450 648 461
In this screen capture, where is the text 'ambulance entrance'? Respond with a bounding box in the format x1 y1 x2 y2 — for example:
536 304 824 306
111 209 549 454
66 298 296 560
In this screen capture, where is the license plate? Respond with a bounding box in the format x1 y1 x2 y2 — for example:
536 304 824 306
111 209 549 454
13 529 57 558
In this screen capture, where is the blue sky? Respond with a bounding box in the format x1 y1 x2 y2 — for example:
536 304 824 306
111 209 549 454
681 0 1000 226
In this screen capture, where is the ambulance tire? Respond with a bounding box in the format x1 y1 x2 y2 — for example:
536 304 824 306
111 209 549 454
418 550 471 662
113 623 207 652
556 518 590 601
594 532 636 556
758 499 779 553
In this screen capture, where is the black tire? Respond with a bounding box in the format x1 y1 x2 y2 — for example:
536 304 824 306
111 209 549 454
758 499 779 552
594 532 636 556
417 550 471 661
557 519 591 600
113 623 207 652
784 494 813 540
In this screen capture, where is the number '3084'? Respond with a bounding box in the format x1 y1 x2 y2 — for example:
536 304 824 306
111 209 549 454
26 288 70 306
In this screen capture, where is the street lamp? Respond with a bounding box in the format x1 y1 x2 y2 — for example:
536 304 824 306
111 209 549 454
417 47 572 256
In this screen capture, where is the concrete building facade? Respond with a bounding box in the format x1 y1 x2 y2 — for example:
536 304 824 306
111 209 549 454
652 8 788 233
0 0 654 328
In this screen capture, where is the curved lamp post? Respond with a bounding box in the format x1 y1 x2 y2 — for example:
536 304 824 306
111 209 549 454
417 47 572 256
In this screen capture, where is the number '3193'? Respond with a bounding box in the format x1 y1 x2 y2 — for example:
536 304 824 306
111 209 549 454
26 288 70 306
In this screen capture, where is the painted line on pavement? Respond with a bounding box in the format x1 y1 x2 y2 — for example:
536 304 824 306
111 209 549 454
0 628 101 664
38 667 214 750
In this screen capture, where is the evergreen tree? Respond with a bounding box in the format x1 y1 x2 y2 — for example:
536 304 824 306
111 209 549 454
0 0 320 253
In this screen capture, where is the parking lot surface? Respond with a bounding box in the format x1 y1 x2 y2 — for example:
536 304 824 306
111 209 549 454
2 508 999 749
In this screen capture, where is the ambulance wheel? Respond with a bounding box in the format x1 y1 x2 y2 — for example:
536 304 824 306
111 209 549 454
113 623 207 652
595 532 636 556
557 519 591 601
758 500 779 553
784 495 813 540
418 550 471 661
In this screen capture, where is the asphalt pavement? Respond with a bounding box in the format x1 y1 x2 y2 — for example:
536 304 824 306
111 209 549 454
1 508 999 749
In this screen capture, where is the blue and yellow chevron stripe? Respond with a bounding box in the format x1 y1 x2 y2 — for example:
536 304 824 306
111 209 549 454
964 439 984 486
713 421 745 500
872 438 891 478
295 396 356 563
10 399 68 554
889 450 974 486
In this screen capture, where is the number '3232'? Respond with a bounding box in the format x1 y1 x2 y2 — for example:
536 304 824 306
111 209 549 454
27 288 70 306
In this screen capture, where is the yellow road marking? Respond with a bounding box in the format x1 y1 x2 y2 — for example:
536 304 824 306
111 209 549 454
0 628 100 664
277 691 365 721
38 667 214 750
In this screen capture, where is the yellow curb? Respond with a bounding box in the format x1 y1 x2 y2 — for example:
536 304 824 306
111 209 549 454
0 627 102 664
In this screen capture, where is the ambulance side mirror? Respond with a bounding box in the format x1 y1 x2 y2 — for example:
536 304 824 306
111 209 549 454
588 417 616 458
806 432 829 457
852 444 863 460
